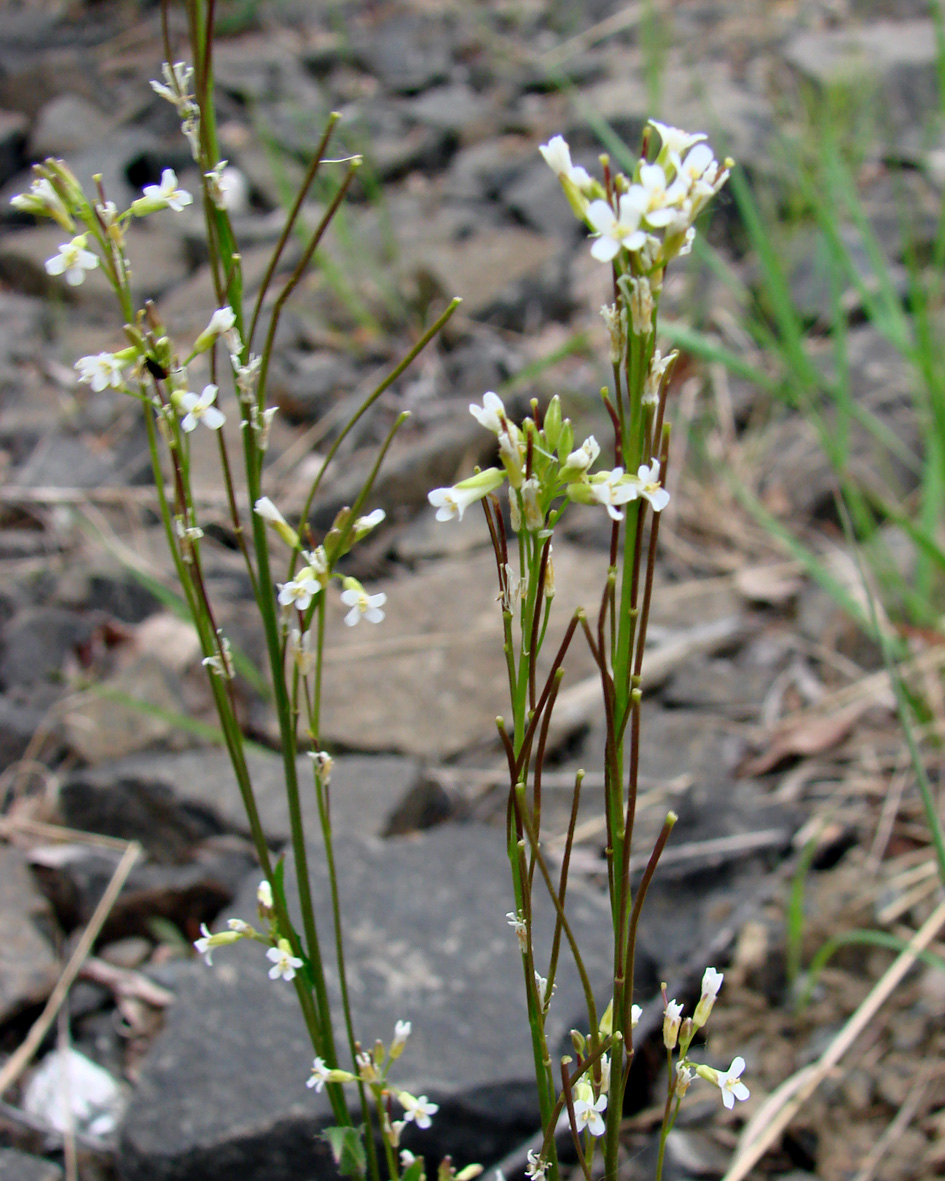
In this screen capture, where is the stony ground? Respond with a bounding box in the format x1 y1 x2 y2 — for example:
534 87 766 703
1 1 944 1180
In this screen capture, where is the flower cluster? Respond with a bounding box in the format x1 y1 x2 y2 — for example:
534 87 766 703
539 121 730 272
428 390 670 535
659 967 750 1113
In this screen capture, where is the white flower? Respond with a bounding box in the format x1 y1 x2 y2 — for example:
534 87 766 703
150 61 194 107
525 1151 549 1180
227 918 253 934
354 508 386 538
539 135 591 188
630 1004 642 1028
289 626 318 675
398 1091 439 1129
572 1083 607 1137
635 163 687 229
178 384 225 432
584 467 638 521
340 585 387 627
598 1054 611 1094
45 235 99 286
428 468 505 522
629 459 670 512
194 922 215 965
254 496 300 548
692 966 723 1029
11 177 74 230
308 749 333 783
391 1019 411 1058
470 390 509 434
506 911 527 951
266 938 303 982
663 998 684 1049
193 922 241 964
534 971 555 1009
648 119 708 161
307 1056 331 1092
675 1062 693 1097
586 191 648 262
716 1056 750 1110
278 566 320 612
562 435 600 477
76 352 127 392
194 306 241 355
643 348 677 406
257 880 273 909
143 168 193 212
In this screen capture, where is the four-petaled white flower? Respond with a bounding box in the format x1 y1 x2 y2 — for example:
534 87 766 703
572 1083 607 1138
143 168 193 212
279 566 321 612
635 162 686 229
539 135 592 189
178 384 225 432
586 191 648 262
45 235 99 286
716 1056 750 1110
340 586 387 627
693 966 723 1029
629 459 670 512
307 1056 331 1092
266 938 303 982
585 467 638 521
76 352 126 392
398 1091 439 1129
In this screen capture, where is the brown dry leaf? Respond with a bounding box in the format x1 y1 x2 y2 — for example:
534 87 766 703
741 700 871 775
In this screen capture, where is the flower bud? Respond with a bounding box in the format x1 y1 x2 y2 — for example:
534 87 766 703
254 497 300 549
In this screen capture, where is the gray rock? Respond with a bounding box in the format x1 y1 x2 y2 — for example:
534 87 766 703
0 694 52 773
60 653 196 764
118 824 638 1181
29 839 256 941
781 20 941 138
0 109 27 188
0 1149 62 1181
318 541 605 758
29 94 113 158
61 747 423 847
0 606 91 691
349 14 452 96
0 845 59 1023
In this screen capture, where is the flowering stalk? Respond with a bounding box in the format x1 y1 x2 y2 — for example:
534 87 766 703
18 2 464 1176
428 123 739 1179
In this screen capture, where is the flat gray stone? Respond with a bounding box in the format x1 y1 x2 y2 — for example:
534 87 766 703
119 824 636 1181
0 1149 62 1181
0 846 58 1023
781 19 941 137
61 748 423 846
319 542 605 758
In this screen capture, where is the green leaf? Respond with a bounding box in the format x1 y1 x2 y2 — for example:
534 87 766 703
402 1159 426 1181
321 1125 366 1177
